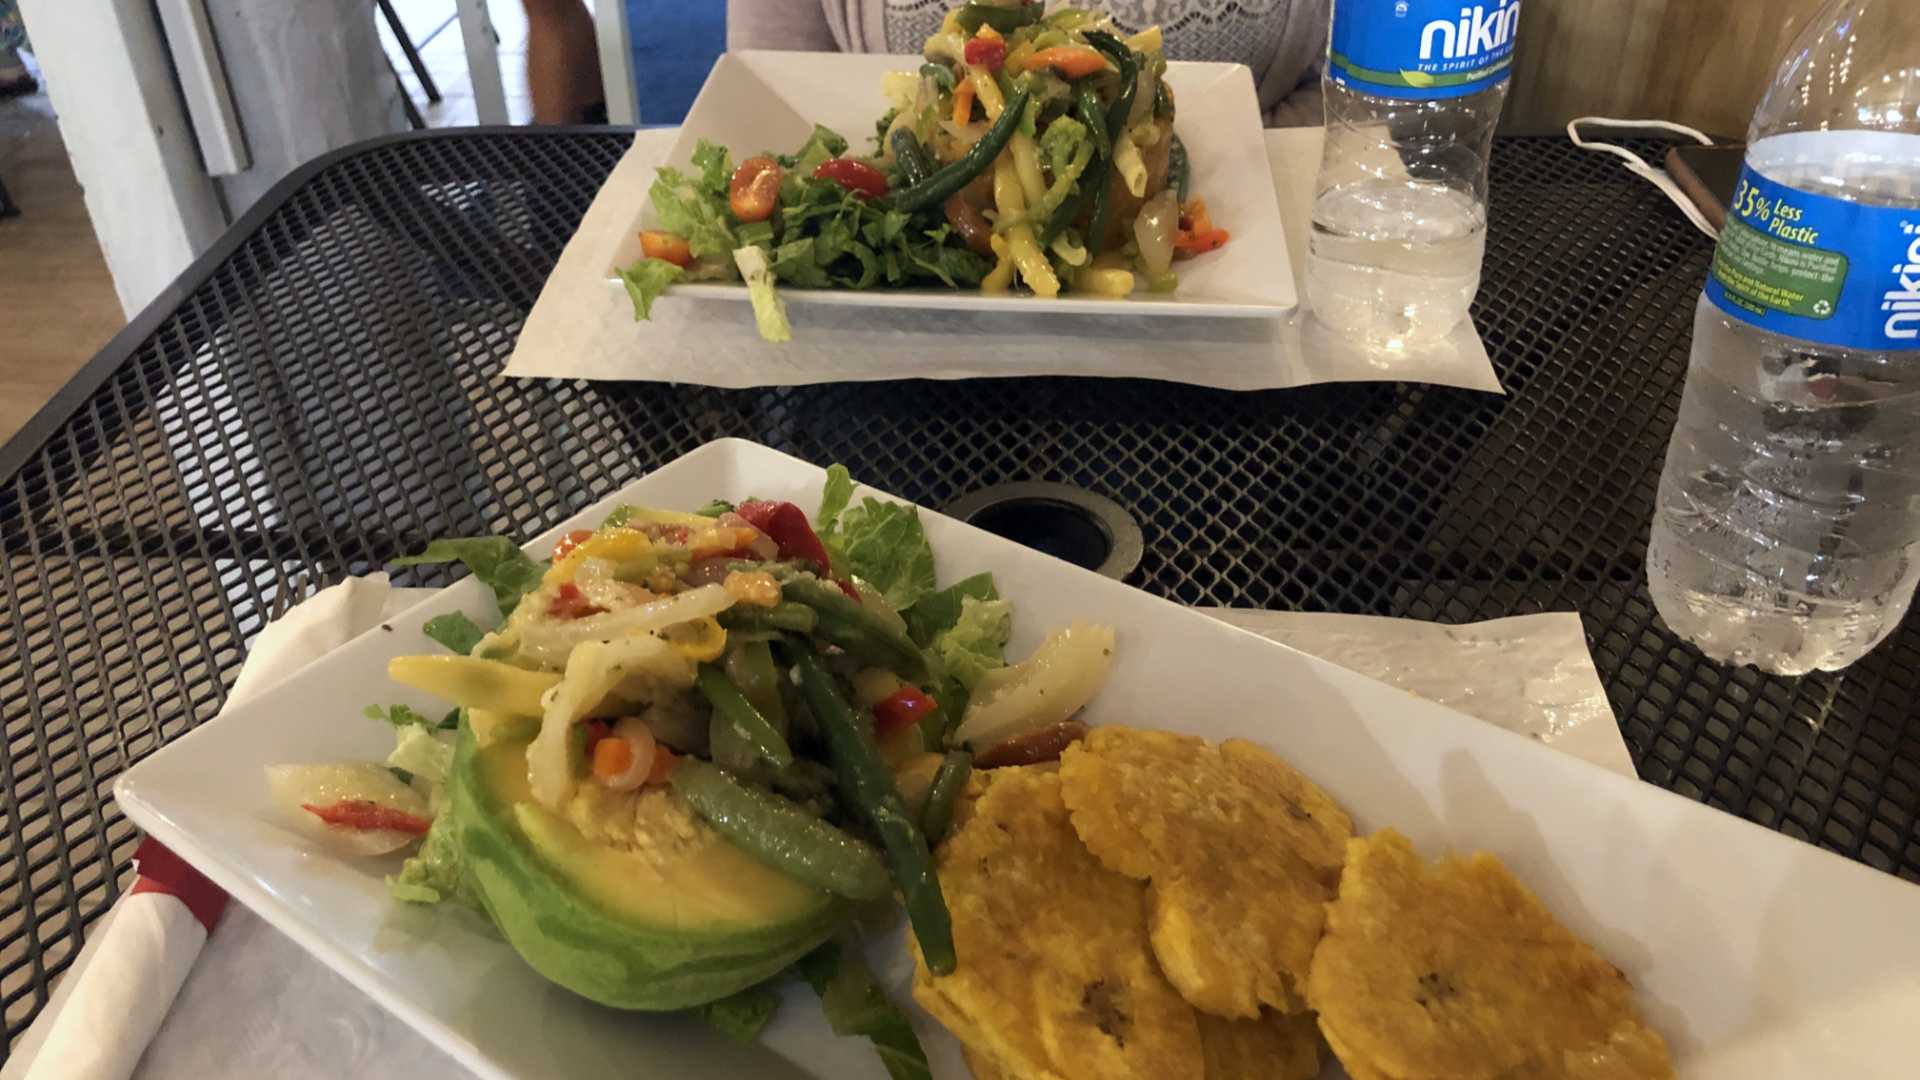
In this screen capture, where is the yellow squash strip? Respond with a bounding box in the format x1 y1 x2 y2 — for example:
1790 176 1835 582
968 64 1006 119
982 234 1016 293
1124 25 1163 53
1073 268 1136 297
388 655 561 716
991 156 1060 298
544 527 654 586
1010 132 1047 206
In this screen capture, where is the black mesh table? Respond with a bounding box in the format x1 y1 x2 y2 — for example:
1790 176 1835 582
3 128 1917 1057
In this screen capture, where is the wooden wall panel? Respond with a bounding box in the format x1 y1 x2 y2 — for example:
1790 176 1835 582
1502 0 1829 136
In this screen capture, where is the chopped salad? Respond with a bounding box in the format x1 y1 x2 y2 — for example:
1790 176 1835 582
619 0 1230 341
268 465 1116 1068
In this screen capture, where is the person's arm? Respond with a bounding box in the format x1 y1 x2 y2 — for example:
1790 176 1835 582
727 0 839 51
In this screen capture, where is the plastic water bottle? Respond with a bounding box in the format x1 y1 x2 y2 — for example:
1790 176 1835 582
1307 0 1519 348
1647 0 1920 675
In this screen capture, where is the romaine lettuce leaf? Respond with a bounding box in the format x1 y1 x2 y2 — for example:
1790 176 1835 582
936 595 1013 690
421 612 485 656
389 807 473 907
387 724 455 788
733 245 793 343
392 537 546 618
690 138 733 196
903 572 997 647
649 166 737 259
830 497 937 611
798 941 930 1080
817 464 855 533
616 257 685 320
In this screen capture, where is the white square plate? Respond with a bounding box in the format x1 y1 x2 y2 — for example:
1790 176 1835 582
605 51 1295 318
118 440 1920 1078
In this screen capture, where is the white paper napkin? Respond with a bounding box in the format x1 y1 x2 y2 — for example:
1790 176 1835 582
15 578 1624 1079
503 128 1503 393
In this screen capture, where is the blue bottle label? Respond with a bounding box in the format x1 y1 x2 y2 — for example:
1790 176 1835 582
1706 163 1920 351
1328 0 1521 100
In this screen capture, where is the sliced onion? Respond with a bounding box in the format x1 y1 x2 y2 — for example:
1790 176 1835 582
574 556 658 613
516 583 734 666
954 622 1115 749
266 763 431 857
528 632 692 810
1133 188 1179 277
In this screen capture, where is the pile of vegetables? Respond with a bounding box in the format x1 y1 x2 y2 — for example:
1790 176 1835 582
269 465 1117 1071
619 0 1230 342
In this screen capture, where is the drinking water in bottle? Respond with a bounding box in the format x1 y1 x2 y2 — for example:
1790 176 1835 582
1647 0 1920 675
1308 0 1519 347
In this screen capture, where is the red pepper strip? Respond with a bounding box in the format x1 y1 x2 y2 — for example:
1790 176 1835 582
303 800 432 835
873 685 939 735
548 582 605 619
551 528 596 561
963 35 1007 73
733 500 835 573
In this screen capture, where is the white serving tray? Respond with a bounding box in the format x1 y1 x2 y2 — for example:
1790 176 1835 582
606 51 1295 318
118 439 1920 1078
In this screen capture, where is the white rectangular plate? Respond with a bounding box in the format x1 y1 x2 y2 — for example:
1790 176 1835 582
118 440 1920 1078
605 51 1295 318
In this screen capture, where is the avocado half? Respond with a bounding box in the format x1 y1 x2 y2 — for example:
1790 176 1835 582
449 726 844 1009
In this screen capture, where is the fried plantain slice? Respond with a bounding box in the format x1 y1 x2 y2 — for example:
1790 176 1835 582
1308 829 1675 1080
912 766 1204 1080
1197 1008 1323 1080
1058 726 1355 1016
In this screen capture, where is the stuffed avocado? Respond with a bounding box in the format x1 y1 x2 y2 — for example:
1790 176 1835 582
269 462 1117 1066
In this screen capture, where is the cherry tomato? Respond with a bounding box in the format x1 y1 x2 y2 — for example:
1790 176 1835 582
551 529 596 561
302 800 432 834
639 230 693 267
873 685 939 735
729 156 783 222
547 582 605 619
812 158 889 200
963 36 1007 72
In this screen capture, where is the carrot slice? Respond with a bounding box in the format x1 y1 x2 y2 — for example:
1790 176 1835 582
952 80 976 126
1021 46 1109 78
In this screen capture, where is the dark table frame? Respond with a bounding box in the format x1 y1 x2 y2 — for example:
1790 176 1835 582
2 127 1915 1058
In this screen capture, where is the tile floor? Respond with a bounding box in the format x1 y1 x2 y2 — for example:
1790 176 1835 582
0 1 535 445
378 0 536 128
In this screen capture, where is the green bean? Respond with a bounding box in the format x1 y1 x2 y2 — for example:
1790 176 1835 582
1074 83 1111 157
725 640 789 735
1081 32 1137 256
697 664 795 770
780 577 931 682
918 753 973 846
1169 133 1191 204
788 645 955 975
953 1 1040 33
1153 77 1174 119
1085 32 1139 137
917 61 956 94
671 758 892 900
888 87 1033 214
719 602 818 635
890 129 936 187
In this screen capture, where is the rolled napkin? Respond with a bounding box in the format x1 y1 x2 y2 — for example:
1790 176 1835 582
16 841 225 1080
